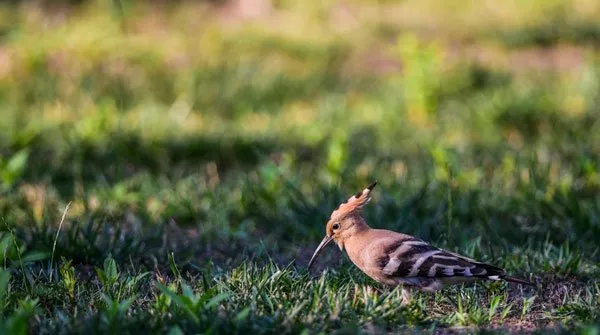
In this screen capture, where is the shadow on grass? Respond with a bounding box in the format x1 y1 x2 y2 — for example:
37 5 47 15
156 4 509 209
20 131 318 197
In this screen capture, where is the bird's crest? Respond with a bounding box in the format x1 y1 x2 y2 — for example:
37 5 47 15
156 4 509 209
330 181 377 221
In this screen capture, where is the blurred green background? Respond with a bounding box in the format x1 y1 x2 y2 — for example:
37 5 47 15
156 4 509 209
0 0 599 332
2 0 599 242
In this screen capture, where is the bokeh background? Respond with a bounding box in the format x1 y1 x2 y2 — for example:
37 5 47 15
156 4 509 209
0 0 599 333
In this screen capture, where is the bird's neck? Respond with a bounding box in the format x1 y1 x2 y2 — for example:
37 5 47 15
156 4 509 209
338 216 370 250
352 218 370 233
340 219 372 267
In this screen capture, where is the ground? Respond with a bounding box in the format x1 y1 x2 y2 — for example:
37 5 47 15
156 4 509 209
0 0 599 334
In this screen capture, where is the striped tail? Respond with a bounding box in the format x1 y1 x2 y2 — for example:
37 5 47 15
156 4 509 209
472 263 535 286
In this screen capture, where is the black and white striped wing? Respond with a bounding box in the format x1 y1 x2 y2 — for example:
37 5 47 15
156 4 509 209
380 239 505 282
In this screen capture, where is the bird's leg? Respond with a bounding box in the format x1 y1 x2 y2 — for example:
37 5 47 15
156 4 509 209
372 284 389 295
400 286 412 306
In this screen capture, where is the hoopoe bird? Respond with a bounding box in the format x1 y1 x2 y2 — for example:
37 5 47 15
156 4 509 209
308 182 534 304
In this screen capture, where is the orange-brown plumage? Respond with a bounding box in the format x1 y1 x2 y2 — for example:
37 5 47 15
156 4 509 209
308 182 534 302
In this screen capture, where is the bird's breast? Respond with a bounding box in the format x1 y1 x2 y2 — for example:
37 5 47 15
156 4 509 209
344 236 396 285
343 236 369 270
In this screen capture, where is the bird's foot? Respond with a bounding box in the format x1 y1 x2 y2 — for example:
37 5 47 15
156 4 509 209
400 287 412 306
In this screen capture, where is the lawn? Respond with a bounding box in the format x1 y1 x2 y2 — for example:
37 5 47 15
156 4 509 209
0 0 599 333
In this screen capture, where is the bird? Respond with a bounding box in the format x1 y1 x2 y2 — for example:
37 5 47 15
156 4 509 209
307 181 534 304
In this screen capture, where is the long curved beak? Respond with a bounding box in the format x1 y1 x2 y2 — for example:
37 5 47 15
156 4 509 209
307 235 333 269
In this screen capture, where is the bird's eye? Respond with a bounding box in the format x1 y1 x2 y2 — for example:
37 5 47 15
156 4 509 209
332 223 340 230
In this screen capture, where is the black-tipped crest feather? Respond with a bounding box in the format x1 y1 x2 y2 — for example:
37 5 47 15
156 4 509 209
367 181 378 190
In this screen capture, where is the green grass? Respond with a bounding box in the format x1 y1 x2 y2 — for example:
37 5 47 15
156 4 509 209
1 0 600 333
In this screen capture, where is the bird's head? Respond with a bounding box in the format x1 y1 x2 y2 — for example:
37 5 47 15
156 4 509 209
307 181 377 269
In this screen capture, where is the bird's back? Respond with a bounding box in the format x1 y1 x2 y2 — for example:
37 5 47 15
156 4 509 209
345 228 507 291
